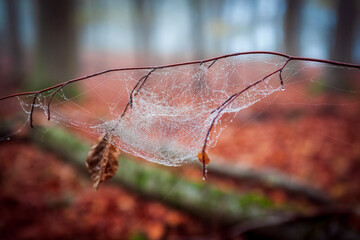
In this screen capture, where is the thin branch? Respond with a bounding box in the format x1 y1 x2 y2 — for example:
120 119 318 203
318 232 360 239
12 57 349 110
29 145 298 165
1 51 358 103
112 68 157 131
201 59 292 179
207 59 217 69
130 68 156 108
129 75 146 108
0 51 359 175
210 94 236 114
279 69 285 90
47 81 70 120
29 93 38 128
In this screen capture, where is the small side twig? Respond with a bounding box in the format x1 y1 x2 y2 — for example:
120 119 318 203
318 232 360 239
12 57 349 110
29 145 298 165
112 68 157 132
136 68 157 96
47 81 70 120
202 59 292 180
208 59 217 69
129 68 156 108
279 69 285 90
29 93 39 128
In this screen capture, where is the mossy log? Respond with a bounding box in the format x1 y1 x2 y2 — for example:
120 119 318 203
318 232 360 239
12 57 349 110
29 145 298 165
29 126 295 224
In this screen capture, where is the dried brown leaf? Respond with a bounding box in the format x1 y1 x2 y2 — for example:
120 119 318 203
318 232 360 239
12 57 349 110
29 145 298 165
197 151 210 165
86 134 121 190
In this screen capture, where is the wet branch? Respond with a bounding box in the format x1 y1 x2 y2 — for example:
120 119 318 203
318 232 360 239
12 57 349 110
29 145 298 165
129 68 156 108
0 51 359 178
1 51 358 129
112 68 156 132
29 93 38 128
47 81 70 120
201 58 291 179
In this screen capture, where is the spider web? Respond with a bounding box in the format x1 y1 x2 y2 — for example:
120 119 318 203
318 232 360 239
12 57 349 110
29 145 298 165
5 54 359 167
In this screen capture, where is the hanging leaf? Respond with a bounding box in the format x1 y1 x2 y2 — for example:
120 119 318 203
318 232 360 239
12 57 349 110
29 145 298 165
197 151 210 165
86 134 121 190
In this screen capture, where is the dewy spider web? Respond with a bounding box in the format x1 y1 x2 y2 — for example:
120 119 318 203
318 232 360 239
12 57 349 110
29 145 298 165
1 52 359 179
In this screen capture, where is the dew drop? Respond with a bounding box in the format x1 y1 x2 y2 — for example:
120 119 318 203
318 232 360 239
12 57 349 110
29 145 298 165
281 86 285 91
6 137 10 141
202 176 206 181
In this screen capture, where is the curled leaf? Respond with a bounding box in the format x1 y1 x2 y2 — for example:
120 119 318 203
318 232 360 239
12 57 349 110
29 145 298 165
86 134 121 190
197 151 210 165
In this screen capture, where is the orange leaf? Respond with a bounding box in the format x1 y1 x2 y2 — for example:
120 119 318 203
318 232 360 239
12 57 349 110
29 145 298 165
197 151 210 165
86 134 121 190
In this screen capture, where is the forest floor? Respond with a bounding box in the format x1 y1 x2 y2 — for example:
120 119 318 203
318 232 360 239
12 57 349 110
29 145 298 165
1 90 360 240
0 140 209 240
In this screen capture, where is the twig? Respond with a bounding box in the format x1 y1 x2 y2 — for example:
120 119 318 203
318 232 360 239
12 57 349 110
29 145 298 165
112 68 157 131
29 93 38 128
47 81 70 120
201 59 292 179
2 51 357 103
207 59 217 69
279 69 285 90
130 68 156 108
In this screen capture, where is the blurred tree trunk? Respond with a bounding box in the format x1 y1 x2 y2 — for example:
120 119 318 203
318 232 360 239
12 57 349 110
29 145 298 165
30 0 78 92
189 0 205 59
133 0 154 65
284 0 301 56
209 0 224 54
331 0 357 63
328 0 358 89
3 0 24 88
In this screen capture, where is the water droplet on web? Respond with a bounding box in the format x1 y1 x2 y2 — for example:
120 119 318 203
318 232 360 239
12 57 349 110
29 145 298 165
202 176 206 181
281 86 285 91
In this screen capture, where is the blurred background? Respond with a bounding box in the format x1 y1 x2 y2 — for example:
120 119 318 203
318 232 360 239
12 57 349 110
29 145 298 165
1 0 360 240
0 0 359 93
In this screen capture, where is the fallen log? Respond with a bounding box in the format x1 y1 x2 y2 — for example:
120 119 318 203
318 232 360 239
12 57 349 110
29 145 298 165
207 160 331 204
28 126 295 224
